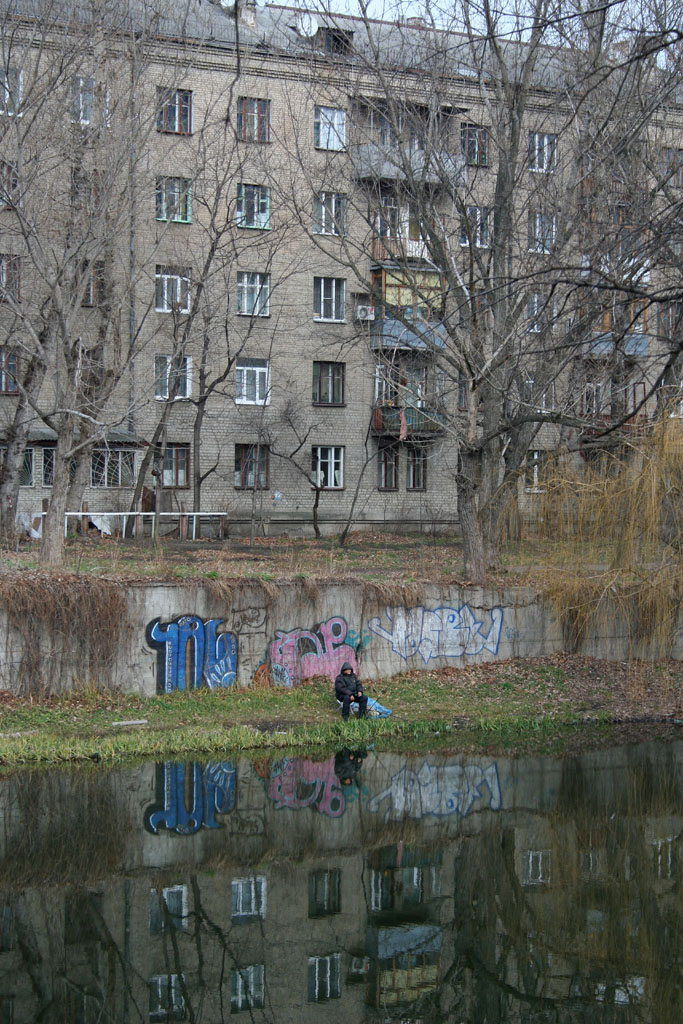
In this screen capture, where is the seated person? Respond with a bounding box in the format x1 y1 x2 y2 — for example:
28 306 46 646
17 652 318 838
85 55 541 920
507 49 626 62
335 662 368 720
334 747 367 786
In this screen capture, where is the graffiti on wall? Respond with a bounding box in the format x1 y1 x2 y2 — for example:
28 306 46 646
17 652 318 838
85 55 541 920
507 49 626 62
265 756 351 817
144 761 236 835
147 616 237 692
269 616 362 687
368 604 504 663
368 761 502 822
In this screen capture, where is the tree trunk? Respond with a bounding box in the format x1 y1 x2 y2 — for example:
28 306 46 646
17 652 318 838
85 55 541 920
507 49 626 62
40 444 72 566
192 399 205 539
457 452 487 583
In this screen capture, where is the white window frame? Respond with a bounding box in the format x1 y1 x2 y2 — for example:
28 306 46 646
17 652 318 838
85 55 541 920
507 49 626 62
525 450 547 493
149 973 185 1022
235 358 270 405
162 444 189 488
72 76 94 125
237 183 271 230
157 88 192 135
311 445 344 489
308 954 341 1002
522 849 552 885
313 277 345 321
155 266 191 313
91 447 136 488
528 131 557 172
582 380 604 417
460 205 490 248
231 964 265 1011
314 106 346 150
236 272 270 316
406 445 426 490
528 211 557 254
149 884 188 934
154 354 192 400
231 876 267 920
0 348 17 393
0 68 22 116
313 192 346 235
156 177 192 223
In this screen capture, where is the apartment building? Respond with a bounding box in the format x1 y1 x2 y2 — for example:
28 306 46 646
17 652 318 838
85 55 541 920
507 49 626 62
0 1 681 539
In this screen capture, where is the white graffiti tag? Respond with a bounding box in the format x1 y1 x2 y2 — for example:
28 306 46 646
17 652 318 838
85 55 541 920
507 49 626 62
367 761 502 822
368 604 504 662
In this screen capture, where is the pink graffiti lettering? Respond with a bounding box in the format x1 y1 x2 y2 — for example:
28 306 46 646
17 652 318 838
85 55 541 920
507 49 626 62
269 616 357 686
267 757 346 817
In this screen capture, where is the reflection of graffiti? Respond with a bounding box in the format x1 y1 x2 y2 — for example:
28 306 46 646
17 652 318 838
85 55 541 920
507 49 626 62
367 761 502 822
144 761 236 835
368 605 504 663
269 616 358 687
266 757 348 817
232 606 267 633
147 616 237 692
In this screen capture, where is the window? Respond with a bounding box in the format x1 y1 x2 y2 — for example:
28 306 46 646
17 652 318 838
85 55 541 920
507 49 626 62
662 147 683 187
236 97 271 142
406 446 426 490
231 964 265 1012
313 192 346 235
378 441 398 490
528 131 557 172
71 76 94 125
312 361 344 405
322 28 353 54
156 177 192 223
0 160 17 207
311 446 344 489
149 885 188 935
0 349 17 393
154 354 191 400
235 358 270 405
0 67 22 116
525 450 548 492
461 123 488 166
231 876 267 921
522 849 552 885
91 447 135 487
460 205 490 248
149 974 185 1022
526 292 550 333
236 272 270 316
42 446 55 486
457 371 469 410
155 266 190 313
157 88 192 134
582 380 604 417
162 444 189 488
80 261 104 307
19 448 33 486
236 184 270 229
308 954 341 1002
314 106 346 150
0 255 20 300
660 300 683 340
523 376 556 412
234 444 269 489
314 277 345 321
308 870 341 917
528 212 557 254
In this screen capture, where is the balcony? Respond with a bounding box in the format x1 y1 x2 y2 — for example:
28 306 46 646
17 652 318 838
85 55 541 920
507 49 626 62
371 236 430 262
372 403 446 436
586 332 649 359
371 316 447 351
350 142 465 186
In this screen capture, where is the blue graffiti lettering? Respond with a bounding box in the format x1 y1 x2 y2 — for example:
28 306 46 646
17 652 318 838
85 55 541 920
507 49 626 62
368 604 504 663
147 616 237 692
144 761 236 835
367 761 502 822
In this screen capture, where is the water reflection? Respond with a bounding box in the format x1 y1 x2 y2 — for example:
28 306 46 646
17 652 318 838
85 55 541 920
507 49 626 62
0 740 681 1022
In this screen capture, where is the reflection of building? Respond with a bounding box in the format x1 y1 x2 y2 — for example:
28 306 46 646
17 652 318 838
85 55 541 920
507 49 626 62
0 745 681 1021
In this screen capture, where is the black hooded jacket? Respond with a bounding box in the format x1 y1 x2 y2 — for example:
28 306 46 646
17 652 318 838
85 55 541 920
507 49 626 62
335 662 363 700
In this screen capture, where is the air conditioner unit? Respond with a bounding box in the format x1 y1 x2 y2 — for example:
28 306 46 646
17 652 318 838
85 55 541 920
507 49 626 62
355 304 375 321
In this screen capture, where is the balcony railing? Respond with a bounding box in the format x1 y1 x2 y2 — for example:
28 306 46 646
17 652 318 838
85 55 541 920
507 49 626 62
350 142 465 186
372 403 446 436
372 236 430 261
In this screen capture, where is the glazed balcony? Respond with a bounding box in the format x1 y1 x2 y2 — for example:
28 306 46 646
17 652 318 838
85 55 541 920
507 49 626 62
372 403 446 436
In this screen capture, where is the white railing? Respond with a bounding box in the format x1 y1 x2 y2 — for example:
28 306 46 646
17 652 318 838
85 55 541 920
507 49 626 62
29 510 227 540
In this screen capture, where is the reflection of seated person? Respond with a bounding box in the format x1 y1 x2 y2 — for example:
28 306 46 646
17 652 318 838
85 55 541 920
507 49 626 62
334 662 368 720
334 747 367 786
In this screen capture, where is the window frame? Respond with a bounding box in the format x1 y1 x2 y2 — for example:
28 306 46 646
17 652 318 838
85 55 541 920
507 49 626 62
314 105 346 151
312 361 345 406
231 964 265 1012
91 447 136 488
149 884 188 935
662 147 683 187
311 445 344 489
461 123 489 167
377 441 398 491
460 205 490 248
149 974 185 1023
307 953 341 1002
236 97 271 143
156 87 192 135
528 211 557 254
0 159 17 208
406 445 426 490
234 443 269 489
313 192 346 236
235 358 271 406
0 67 22 116
71 75 95 126
19 447 33 487
231 876 267 920
154 265 191 313
308 869 342 918
162 444 190 488
154 353 192 400
0 348 17 394
525 449 548 493
80 260 105 308
236 271 270 317
236 183 271 230
528 131 557 173
155 176 192 223
0 254 20 301
313 276 345 322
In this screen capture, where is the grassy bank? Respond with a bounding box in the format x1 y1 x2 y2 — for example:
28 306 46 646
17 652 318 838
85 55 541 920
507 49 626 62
0 655 680 768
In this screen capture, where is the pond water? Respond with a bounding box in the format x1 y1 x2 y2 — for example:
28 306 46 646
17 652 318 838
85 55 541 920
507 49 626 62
0 738 681 1023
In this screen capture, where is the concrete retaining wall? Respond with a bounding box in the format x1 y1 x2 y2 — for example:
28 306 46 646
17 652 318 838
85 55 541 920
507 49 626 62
1 580 681 694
